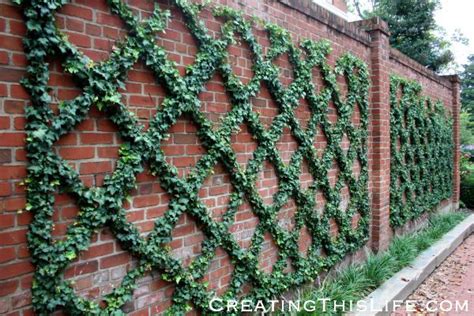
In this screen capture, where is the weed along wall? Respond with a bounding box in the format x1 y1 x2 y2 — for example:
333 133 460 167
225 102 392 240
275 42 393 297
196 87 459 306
0 0 459 315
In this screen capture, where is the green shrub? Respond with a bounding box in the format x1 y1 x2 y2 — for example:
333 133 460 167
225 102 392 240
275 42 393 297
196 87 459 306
295 211 468 315
460 153 474 208
461 175 474 208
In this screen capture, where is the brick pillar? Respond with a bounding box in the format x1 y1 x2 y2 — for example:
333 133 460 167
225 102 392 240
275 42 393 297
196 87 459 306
357 17 391 252
441 75 461 209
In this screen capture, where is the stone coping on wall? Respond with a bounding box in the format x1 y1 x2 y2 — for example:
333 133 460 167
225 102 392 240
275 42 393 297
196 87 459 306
278 0 458 92
389 48 454 90
277 0 372 45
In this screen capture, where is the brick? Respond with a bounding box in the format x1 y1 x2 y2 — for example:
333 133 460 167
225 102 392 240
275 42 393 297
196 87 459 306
0 4 22 20
127 70 155 83
96 119 118 132
0 35 22 51
17 211 32 226
56 133 77 145
100 252 131 269
4 100 24 114
59 147 95 160
4 196 26 212
10 84 29 98
126 210 144 222
0 280 19 296
0 150 12 164
60 4 93 20
82 243 114 259
0 116 10 129
93 38 113 51
0 182 12 197
133 195 159 208
22 307 35 316
0 83 7 96
17 245 29 259
86 23 101 36
0 214 15 228
97 146 119 158
80 133 114 144
172 157 195 167
80 161 113 174
0 261 33 280
11 292 31 309
186 145 206 155
0 166 27 180
0 301 8 314
76 0 110 11
74 261 98 276
173 134 198 144
12 149 23 163
66 32 91 48
0 133 25 147
96 12 124 28
129 95 155 107
171 224 195 236
9 20 26 36
0 248 16 264
161 145 185 155
49 69 69 87
66 18 85 32
13 117 25 130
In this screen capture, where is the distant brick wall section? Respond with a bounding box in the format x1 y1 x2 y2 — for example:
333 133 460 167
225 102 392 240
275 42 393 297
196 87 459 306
0 0 459 315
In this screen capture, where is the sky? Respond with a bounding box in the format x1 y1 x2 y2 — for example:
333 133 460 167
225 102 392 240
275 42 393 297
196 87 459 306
346 0 474 73
435 0 474 72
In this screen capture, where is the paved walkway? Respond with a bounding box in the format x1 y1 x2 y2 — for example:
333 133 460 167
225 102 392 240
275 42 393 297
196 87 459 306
393 234 474 315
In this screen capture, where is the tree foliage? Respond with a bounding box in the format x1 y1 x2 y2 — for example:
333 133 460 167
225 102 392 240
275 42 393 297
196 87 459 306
460 55 474 145
461 55 474 118
461 112 474 145
353 0 454 72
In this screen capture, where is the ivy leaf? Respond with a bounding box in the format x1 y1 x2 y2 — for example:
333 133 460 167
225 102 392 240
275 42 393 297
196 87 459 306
65 251 77 261
32 128 48 140
104 92 122 104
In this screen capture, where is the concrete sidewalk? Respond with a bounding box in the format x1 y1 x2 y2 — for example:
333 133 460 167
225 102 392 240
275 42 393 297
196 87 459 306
393 234 474 315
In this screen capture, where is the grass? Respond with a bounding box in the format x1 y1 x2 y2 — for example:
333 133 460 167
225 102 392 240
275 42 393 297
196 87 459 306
291 211 469 316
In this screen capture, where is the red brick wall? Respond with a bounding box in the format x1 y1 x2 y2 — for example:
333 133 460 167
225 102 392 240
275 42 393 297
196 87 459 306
0 0 459 315
388 48 460 237
389 49 454 115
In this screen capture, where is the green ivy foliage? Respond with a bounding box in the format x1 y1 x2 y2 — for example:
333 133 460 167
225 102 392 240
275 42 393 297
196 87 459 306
390 76 453 227
17 0 370 314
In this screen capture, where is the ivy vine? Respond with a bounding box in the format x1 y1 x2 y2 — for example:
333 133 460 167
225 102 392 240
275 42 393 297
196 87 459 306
390 75 453 227
17 0 370 314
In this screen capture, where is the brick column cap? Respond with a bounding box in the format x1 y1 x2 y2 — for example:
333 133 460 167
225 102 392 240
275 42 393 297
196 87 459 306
440 74 461 84
353 16 390 36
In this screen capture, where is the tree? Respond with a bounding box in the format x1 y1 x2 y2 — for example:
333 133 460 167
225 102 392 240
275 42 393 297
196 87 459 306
461 111 474 145
461 55 474 119
351 0 454 72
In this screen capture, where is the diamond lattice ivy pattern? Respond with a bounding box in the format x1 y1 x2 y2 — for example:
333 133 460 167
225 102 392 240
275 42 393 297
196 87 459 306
390 76 453 227
18 0 370 314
